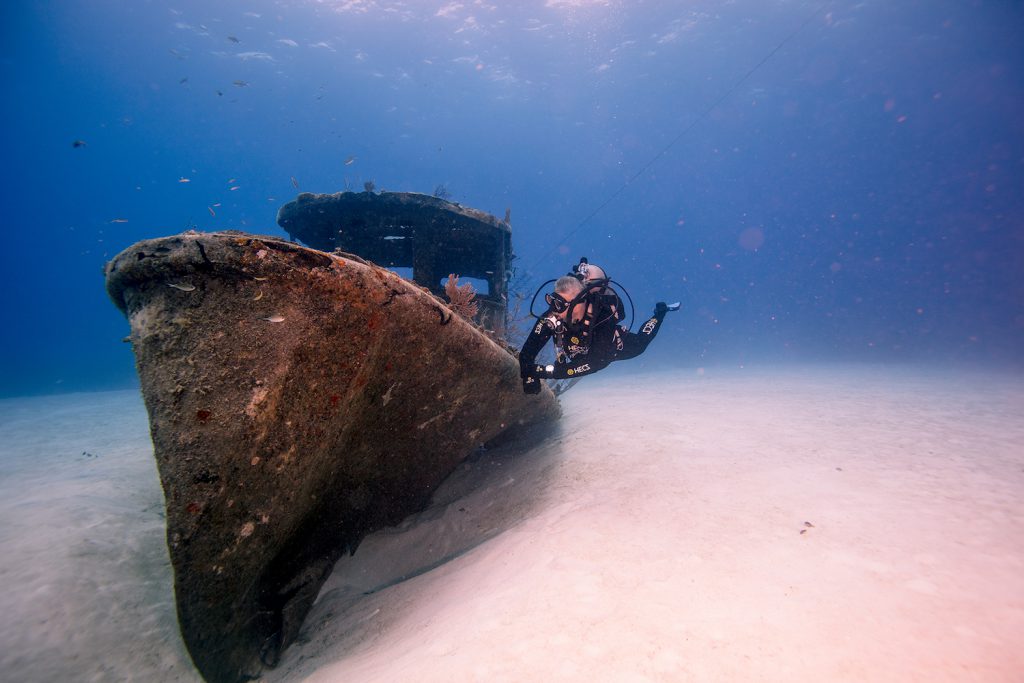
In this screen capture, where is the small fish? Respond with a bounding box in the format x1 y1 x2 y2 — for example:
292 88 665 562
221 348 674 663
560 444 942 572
179 77 189 84
109 218 129 223
217 90 224 96
344 156 356 166
72 139 87 148
229 185 240 191
290 176 299 189
213 202 221 207
804 521 815 528
253 290 264 301
227 35 240 43
228 178 236 184
208 206 216 217
233 80 248 87
167 283 196 292
178 177 191 183
262 315 285 323
253 276 268 281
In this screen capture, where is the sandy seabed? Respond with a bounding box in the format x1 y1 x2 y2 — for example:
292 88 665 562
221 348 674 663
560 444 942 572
1 364 1022 682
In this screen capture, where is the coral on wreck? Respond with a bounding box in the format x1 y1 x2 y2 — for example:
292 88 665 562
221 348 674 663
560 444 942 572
444 274 479 320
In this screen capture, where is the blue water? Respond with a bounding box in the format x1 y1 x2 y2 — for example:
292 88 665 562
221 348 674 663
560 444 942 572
2 0 1021 397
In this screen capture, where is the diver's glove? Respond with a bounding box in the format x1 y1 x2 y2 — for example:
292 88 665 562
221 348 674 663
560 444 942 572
654 301 681 316
520 362 551 378
520 363 553 395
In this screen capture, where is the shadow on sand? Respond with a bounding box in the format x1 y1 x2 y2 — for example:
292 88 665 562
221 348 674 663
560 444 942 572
268 418 565 676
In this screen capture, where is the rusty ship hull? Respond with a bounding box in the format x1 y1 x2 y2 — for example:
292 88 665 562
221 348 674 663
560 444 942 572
105 230 559 682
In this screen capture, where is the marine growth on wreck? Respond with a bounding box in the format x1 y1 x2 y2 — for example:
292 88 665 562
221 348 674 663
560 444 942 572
104 195 558 683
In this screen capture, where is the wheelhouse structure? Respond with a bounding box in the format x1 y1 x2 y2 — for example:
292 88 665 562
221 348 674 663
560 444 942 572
277 191 512 337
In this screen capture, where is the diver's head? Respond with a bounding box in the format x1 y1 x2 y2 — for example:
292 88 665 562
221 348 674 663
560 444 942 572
546 276 586 322
554 275 584 297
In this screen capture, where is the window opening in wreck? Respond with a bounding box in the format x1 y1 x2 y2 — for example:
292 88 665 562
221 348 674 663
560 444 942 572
441 275 490 296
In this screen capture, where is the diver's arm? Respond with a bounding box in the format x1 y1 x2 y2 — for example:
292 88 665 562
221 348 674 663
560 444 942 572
518 317 554 377
548 354 613 379
518 317 556 394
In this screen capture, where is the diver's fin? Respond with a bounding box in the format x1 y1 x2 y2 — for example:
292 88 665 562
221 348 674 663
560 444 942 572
655 301 681 315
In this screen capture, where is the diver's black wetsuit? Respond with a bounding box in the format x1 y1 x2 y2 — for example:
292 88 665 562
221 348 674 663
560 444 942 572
519 296 668 391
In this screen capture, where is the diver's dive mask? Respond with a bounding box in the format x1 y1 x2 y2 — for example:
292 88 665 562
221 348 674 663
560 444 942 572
546 287 593 315
545 291 571 313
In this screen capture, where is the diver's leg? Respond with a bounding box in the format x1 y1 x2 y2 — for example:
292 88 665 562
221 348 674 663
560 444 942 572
615 302 676 361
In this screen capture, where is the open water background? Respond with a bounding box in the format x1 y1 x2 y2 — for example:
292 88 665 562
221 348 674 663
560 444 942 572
2 0 1022 396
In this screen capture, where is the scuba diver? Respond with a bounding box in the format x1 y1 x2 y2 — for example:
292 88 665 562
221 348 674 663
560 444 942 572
519 258 679 394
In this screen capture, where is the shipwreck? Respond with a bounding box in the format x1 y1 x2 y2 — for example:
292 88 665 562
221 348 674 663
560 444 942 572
105 191 560 683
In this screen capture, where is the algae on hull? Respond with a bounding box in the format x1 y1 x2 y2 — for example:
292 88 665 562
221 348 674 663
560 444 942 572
106 231 559 682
